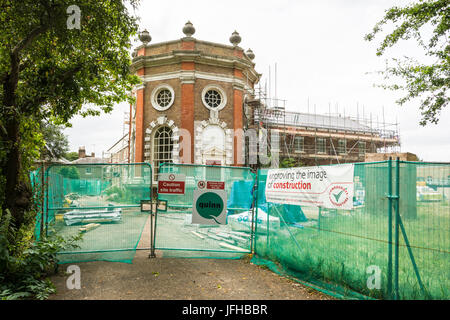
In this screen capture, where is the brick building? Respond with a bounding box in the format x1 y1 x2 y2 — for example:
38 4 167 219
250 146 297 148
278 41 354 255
127 22 260 178
110 22 400 174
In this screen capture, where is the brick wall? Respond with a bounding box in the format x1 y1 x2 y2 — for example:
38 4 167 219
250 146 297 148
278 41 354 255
133 38 257 166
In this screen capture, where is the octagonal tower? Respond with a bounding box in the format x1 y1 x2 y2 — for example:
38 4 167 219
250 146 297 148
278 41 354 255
130 23 260 178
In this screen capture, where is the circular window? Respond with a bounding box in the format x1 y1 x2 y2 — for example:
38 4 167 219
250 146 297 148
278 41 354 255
205 90 222 108
151 85 175 111
202 85 227 111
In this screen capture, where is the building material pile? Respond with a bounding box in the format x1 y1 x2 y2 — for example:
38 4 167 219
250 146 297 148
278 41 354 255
64 206 122 225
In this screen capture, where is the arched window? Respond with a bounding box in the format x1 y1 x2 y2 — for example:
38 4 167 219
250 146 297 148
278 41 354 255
153 126 173 179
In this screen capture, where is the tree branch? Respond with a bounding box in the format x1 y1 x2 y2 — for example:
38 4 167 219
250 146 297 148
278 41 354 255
11 25 49 57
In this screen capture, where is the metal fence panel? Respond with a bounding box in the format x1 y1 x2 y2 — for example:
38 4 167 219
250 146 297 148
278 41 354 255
253 161 449 300
44 163 152 264
154 163 256 259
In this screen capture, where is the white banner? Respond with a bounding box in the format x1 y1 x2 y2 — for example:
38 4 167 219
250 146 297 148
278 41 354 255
265 164 354 209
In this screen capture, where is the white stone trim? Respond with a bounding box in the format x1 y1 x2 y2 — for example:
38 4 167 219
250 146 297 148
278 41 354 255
134 84 145 91
151 84 175 111
194 119 233 165
140 71 251 90
144 118 180 164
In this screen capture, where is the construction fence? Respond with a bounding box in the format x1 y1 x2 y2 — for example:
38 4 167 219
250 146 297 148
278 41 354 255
155 163 256 259
252 160 449 300
35 163 152 263
30 160 449 299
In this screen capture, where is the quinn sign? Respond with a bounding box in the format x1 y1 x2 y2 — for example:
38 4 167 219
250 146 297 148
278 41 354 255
192 187 227 225
265 164 355 210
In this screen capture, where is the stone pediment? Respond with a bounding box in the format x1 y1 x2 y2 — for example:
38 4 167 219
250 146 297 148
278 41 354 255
202 146 225 156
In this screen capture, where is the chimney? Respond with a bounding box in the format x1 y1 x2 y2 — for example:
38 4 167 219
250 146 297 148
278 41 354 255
78 146 86 159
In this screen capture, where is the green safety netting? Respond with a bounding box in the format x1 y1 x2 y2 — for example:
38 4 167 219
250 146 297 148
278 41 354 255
30 160 449 300
155 163 256 259
252 161 449 300
30 167 44 241
43 163 152 264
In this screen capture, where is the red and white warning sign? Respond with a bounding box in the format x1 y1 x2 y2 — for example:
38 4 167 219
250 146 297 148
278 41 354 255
197 180 206 189
196 180 225 190
206 181 225 190
158 173 186 195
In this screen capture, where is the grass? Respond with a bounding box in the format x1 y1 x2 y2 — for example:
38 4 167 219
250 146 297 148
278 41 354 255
255 202 449 300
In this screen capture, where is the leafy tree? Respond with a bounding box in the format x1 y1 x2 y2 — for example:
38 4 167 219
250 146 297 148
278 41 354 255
63 151 79 162
280 157 297 168
365 0 449 125
279 157 306 168
40 121 69 160
57 167 80 179
0 0 140 228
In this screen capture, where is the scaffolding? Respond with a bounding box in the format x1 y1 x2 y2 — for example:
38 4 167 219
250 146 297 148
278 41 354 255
243 85 401 168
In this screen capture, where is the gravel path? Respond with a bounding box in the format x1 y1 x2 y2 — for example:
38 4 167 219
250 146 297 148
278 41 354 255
49 251 332 300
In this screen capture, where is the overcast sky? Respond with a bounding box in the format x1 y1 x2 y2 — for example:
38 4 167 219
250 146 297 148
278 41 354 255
64 0 450 161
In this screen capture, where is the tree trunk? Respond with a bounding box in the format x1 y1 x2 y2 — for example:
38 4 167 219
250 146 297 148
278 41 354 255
3 118 26 227
1 52 28 228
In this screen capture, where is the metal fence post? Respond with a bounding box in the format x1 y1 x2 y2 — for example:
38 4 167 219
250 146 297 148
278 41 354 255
394 157 400 300
387 158 393 299
45 164 51 238
40 162 45 239
252 171 259 254
267 202 271 250
149 164 156 258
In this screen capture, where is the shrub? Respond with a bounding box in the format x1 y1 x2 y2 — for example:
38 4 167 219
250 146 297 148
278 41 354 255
0 208 82 300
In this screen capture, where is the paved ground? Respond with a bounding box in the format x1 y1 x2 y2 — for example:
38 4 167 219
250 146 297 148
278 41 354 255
49 251 332 300
49 210 332 300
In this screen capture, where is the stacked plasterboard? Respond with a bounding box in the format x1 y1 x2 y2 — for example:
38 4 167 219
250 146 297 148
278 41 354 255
63 207 122 226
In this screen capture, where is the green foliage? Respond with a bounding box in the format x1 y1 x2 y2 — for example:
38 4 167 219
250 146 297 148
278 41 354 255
0 207 82 300
280 157 305 168
64 151 79 162
0 0 141 121
365 0 449 125
280 157 296 168
0 0 141 230
57 166 80 179
40 121 69 160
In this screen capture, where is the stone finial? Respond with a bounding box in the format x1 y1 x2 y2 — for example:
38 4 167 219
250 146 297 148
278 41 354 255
139 29 151 45
246 48 255 60
182 21 195 37
229 31 241 46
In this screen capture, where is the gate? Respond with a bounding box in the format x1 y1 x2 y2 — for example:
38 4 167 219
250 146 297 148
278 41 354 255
44 163 152 263
153 163 257 258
